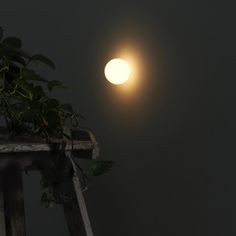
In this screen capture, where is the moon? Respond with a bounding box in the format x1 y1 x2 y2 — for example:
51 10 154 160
104 58 131 85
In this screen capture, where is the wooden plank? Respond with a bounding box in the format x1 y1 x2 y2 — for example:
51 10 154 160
0 141 96 153
62 153 94 236
0 174 6 236
70 160 94 236
0 130 99 160
3 166 26 236
63 190 90 236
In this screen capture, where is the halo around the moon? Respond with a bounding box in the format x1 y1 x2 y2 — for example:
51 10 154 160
104 58 131 85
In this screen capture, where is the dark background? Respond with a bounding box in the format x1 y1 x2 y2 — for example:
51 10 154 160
1 0 235 235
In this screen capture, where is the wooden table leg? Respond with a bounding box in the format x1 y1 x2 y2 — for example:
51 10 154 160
62 155 94 236
0 174 6 236
2 166 26 236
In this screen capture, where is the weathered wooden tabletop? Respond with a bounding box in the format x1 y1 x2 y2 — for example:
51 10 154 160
0 129 99 170
0 129 99 155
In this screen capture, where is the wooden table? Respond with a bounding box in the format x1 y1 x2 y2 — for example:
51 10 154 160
0 129 99 236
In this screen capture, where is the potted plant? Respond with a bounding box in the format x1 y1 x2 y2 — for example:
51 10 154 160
0 26 113 207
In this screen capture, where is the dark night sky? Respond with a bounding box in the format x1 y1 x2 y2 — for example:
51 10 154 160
1 0 235 235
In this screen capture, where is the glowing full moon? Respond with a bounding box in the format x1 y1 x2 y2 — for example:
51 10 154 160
104 58 131 85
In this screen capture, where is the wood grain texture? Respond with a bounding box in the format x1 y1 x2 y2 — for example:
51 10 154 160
0 130 99 171
0 129 99 159
0 141 97 154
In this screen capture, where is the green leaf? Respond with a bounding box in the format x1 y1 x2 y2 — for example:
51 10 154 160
44 110 61 129
12 48 29 58
61 104 73 113
47 80 68 91
21 68 48 82
14 103 32 120
0 44 30 58
15 79 34 100
11 55 26 66
2 37 22 49
30 54 56 70
0 66 9 74
33 85 45 98
48 98 60 109
90 161 114 176
62 126 72 138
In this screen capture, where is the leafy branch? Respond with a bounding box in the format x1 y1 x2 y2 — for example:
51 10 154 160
0 27 113 207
